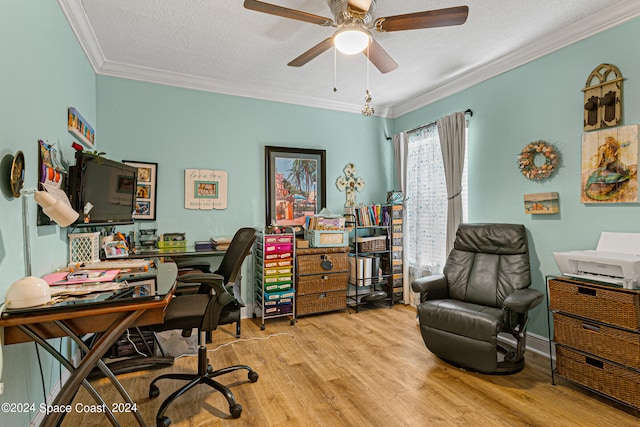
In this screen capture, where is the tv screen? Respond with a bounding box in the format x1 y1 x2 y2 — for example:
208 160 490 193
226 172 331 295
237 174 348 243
68 152 137 227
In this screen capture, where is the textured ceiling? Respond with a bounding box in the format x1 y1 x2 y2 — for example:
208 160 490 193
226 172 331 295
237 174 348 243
59 0 640 117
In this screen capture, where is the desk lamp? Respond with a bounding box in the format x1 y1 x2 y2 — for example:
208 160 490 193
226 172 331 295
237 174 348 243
4 152 79 309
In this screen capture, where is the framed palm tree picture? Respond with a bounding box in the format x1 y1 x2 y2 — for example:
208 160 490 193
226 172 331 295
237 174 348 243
265 146 326 228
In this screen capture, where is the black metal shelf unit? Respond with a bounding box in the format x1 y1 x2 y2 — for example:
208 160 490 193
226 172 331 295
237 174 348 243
345 213 393 312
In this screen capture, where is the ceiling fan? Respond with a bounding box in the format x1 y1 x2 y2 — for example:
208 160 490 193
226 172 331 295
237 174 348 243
243 0 469 74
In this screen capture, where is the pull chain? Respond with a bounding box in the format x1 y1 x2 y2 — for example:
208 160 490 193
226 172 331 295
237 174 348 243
362 43 374 116
333 46 337 92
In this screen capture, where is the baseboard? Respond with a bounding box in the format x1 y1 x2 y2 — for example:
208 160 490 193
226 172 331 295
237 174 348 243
30 348 81 427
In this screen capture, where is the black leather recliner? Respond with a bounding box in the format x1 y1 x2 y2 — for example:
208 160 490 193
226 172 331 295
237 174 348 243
412 223 543 374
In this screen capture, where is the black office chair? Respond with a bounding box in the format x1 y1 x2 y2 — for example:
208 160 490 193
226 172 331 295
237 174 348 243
148 227 257 425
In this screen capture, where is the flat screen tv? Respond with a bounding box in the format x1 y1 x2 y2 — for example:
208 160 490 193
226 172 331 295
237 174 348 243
67 152 137 227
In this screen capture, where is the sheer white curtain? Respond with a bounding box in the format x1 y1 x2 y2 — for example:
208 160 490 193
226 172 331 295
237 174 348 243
402 117 468 305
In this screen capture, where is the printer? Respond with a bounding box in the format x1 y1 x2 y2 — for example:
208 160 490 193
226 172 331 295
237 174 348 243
553 232 640 289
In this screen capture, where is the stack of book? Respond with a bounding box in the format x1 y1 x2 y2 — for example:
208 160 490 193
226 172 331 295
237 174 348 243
210 236 232 251
344 204 390 226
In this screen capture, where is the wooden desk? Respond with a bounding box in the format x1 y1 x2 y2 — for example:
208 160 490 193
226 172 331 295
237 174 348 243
0 261 178 427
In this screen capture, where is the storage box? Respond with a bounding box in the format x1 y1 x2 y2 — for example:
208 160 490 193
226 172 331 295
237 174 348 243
356 235 387 252
265 303 293 315
263 235 294 244
297 273 350 295
553 313 640 368
264 243 293 253
304 229 349 248
297 290 346 316
157 240 187 249
68 232 101 263
296 249 349 276
548 278 640 329
556 345 640 409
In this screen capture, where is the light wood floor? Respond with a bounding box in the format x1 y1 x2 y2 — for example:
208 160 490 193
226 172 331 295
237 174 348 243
63 305 639 427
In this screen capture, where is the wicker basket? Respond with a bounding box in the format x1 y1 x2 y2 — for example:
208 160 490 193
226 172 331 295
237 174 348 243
548 279 640 330
553 313 640 368
556 345 640 409
297 253 349 276
297 273 349 296
296 290 346 316
357 236 387 252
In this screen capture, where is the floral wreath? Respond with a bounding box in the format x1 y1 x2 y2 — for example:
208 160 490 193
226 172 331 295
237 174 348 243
518 141 560 180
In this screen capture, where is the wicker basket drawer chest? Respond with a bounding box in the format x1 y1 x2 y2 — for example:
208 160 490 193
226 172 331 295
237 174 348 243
547 276 640 410
296 246 349 316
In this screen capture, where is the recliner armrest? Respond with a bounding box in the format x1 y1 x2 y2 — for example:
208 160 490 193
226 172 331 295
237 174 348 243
503 288 544 313
411 275 448 301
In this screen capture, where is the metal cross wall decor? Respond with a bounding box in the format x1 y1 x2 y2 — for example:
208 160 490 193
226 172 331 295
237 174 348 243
336 163 365 207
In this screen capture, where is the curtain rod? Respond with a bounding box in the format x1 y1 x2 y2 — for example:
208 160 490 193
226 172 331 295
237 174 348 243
386 109 473 140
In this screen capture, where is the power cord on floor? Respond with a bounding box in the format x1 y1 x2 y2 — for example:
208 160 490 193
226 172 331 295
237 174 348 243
168 332 295 360
207 332 295 353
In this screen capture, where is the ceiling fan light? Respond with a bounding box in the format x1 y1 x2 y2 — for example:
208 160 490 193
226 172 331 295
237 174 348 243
334 28 370 55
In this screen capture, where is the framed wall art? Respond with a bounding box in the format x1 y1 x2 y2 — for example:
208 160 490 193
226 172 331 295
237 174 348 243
581 124 638 204
265 146 326 228
67 107 95 148
184 168 228 210
123 160 158 220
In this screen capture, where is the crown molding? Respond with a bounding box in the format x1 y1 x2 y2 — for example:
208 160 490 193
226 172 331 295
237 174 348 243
58 0 105 72
59 0 639 120
388 0 640 118
98 59 380 116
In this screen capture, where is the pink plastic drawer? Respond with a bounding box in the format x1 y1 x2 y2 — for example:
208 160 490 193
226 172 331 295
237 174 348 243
264 243 293 253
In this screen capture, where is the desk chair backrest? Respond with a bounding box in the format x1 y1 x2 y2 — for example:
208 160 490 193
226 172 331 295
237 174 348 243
201 227 256 294
444 223 531 308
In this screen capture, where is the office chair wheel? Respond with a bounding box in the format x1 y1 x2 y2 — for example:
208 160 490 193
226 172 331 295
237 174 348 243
157 415 171 427
149 384 160 399
230 403 242 418
248 371 259 382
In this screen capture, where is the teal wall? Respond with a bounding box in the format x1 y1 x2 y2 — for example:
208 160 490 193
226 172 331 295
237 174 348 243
96 76 393 238
0 1 97 424
394 17 640 337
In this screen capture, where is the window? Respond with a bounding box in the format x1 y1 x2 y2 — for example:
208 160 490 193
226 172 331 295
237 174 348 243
405 123 468 278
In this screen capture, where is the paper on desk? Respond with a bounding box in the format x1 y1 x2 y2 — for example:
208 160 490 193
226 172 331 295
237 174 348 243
596 232 640 255
50 281 128 296
42 269 120 285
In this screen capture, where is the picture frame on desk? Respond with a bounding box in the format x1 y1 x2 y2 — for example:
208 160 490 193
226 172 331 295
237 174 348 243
123 160 158 220
265 146 326 229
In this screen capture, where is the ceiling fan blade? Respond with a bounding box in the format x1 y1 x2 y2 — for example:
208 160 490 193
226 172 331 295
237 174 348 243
244 0 334 26
364 39 398 74
348 0 372 14
375 6 469 32
288 38 334 67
